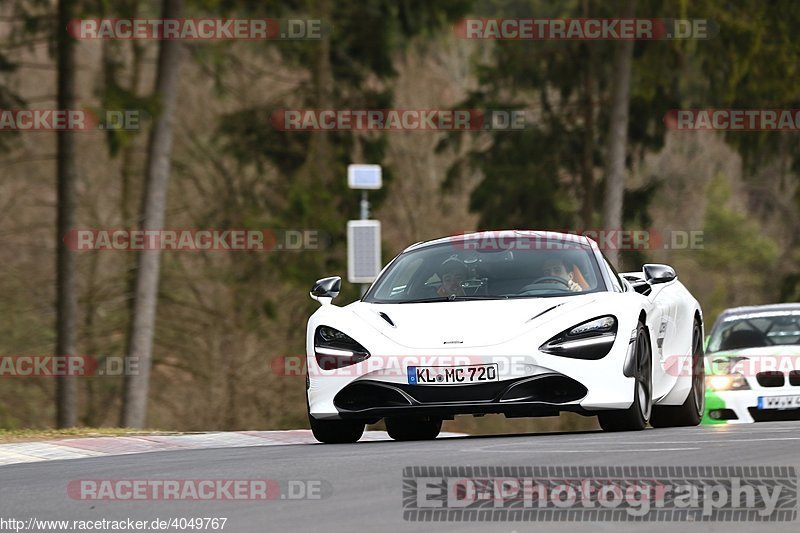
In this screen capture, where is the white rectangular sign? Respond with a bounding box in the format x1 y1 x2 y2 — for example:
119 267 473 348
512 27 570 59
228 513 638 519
347 220 381 283
347 164 382 190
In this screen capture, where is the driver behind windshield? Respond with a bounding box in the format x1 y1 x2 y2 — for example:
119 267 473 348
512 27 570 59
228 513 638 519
437 257 468 297
540 258 583 292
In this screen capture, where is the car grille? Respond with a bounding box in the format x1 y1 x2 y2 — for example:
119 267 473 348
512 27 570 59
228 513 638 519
756 371 785 387
748 407 800 422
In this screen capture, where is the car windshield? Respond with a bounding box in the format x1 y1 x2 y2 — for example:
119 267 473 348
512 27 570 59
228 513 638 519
364 236 606 303
707 310 800 352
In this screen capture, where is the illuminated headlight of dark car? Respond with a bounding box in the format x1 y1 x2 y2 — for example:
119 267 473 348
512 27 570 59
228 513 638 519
539 316 617 359
314 326 370 370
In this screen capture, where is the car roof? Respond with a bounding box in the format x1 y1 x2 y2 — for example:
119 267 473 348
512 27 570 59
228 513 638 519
716 303 800 321
403 230 596 253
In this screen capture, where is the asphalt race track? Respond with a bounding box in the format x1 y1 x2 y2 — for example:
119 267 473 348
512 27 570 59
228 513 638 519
1 422 799 533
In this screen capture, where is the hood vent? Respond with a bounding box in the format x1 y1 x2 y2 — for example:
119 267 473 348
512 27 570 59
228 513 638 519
527 304 564 323
378 312 396 327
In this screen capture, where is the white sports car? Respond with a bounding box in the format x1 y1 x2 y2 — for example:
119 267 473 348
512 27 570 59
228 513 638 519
306 230 705 443
703 303 800 424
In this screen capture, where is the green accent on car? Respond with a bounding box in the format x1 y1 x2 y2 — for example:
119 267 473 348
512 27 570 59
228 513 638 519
701 390 728 425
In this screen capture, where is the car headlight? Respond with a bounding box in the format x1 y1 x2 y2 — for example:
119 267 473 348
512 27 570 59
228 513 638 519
568 316 616 336
539 316 618 360
705 373 750 391
314 326 370 370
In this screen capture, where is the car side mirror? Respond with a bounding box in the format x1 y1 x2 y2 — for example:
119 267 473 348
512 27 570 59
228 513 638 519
643 264 677 284
310 276 341 304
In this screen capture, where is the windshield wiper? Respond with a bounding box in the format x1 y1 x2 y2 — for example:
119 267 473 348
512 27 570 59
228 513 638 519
396 295 507 303
395 297 449 303
505 293 573 299
451 295 508 300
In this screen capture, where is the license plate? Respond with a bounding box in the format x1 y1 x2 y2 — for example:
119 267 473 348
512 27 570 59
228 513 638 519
407 364 499 385
757 395 800 410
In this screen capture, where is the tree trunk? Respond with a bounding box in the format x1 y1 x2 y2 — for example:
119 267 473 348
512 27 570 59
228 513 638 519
309 0 334 183
121 0 183 428
56 0 78 428
602 0 636 266
579 0 595 228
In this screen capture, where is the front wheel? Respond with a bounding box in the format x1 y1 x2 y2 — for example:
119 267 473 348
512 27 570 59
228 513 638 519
650 320 704 427
385 416 442 441
598 321 652 432
308 414 365 444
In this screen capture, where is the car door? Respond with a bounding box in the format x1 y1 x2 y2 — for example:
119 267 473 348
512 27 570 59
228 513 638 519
600 255 666 395
647 280 685 399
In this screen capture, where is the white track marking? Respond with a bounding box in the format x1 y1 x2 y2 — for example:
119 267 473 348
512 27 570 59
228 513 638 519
0 430 466 467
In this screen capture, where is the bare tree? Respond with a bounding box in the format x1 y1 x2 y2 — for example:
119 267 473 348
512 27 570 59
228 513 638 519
579 0 595 228
56 0 78 428
121 0 183 428
602 0 636 266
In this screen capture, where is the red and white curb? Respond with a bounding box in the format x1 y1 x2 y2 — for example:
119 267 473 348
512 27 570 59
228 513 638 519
0 430 466 466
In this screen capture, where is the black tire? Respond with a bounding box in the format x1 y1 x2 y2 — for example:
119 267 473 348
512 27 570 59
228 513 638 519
308 414 365 444
650 320 705 427
598 321 652 432
385 416 442 441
